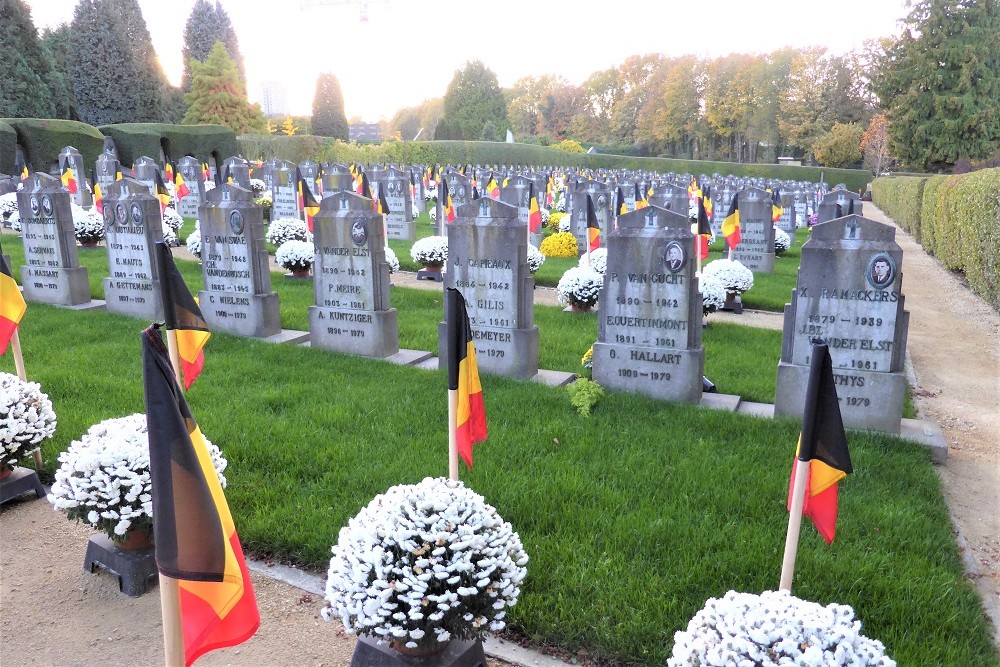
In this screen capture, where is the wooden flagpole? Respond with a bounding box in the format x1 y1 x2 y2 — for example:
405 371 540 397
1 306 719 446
780 457 810 591
165 329 183 387
159 574 185 667
448 389 458 481
10 331 41 469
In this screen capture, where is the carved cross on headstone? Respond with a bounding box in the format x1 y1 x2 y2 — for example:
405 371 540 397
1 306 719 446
645 209 657 228
846 218 860 240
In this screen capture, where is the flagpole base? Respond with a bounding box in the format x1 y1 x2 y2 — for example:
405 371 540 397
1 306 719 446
83 533 158 598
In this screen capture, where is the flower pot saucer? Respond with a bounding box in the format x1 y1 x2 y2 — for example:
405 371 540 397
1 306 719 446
0 466 46 505
83 533 158 598
350 635 486 667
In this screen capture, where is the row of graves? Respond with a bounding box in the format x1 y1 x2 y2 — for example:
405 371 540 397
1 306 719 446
8 151 944 460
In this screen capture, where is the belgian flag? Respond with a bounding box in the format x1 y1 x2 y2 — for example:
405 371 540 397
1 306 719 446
175 170 191 201
296 168 320 231
586 194 601 252
141 326 259 666
771 188 783 222
156 243 210 390
787 342 852 544
15 153 29 180
614 186 627 216
528 183 542 233
486 174 500 199
0 251 27 356
153 169 172 213
165 161 175 184
61 164 78 194
441 178 455 223
358 172 373 200
697 196 712 260
91 169 104 214
202 162 211 181
703 184 714 220
721 192 741 250
446 288 487 469
376 188 390 215
634 182 648 210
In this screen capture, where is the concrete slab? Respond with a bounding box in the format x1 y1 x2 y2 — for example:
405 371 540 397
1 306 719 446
265 329 310 345
737 401 776 418
899 418 949 464
385 349 434 366
414 357 440 371
700 393 741 412
532 369 577 387
58 299 107 312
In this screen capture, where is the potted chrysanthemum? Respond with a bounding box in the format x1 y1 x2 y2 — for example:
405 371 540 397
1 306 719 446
579 247 607 275
701 258 754 313
699 273 727 318
276 239 315 278
410 235 449 273
266 217 311 248
557 266 603 311
323 477 528 660
384 246 400 274
186 225 202 259
0 192 19 227
0 373 57 476
527 244 545 275
669 590 896 667
539 231 579 258
71 204 105 247
48 413 227 549
774 226 791 256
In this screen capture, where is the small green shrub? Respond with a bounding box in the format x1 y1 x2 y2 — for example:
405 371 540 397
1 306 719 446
567 378 605 416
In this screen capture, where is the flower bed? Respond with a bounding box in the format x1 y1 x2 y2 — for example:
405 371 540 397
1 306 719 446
557 266 602 308
410 235 448 268
275 240 315 273
0 373 57 467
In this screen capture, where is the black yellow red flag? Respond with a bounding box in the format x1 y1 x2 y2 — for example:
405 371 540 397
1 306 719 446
586 195 601 252
156 243 210 390
722 192 741 250
446 288 487 469
697 197 712 260
0 249 27 355
528 182 542 233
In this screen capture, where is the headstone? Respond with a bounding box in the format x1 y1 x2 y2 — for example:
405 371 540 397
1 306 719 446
775 215 909 433
0 176 16 196
198 184 280 338
729 188 775 273
101 179 164 320
131 156 160 196
793 192 807 229
270 160 299 220
259 159 278 190
775 191 796 233
379 168 415 241
574 181 611 251
95 154 121 192
16 173 91 305
222 157 251 188
649 183 688 216
176 156 206 219
816 190 863 224
439 172 473 234
321 164 354 197
308 191 398 357
59 146 92 208
499 176 543 248
102 136 118 159
592 206 703 403
438 198 539 380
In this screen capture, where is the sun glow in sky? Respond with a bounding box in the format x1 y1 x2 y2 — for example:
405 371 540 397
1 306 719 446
26 0 908 122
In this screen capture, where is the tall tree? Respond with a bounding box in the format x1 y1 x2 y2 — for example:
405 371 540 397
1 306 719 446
40 24 77 119
442 61 509 141
311 73 349 140
636 56 704 158
183 41 266 134
181 0 246 91
0 0 72 119
872 0 1000 170
812 122 864 168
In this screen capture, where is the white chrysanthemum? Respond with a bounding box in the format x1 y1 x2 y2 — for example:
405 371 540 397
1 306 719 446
700 273 727 314
161 206 184 232
186 228 202 258
579 247 607 275
161 224 179 247
428 207 438 222
540 207 550 224
70 204 105 244
702 258 754 295
527 244 545 274
410 236 448 267
249 178 267 194
774 226 791 255
668 590 896 667
0 192 19 217
48 413 227 542
557 266 603 308
322 477 528 648
275 239 314 272
557 216 571 233
266 217 311 247
384 246 400 274
424 184 438 201
0 373 57 466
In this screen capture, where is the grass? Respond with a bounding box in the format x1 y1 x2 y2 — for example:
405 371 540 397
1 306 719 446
15 301 999 667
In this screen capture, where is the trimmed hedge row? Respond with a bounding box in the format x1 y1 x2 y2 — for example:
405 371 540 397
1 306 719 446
0 118 105 175
237 136 872 191
0 121 17 176
99 123 237 166
872 171 1000 311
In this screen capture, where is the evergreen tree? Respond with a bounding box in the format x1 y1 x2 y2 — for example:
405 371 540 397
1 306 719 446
181 0 246 91
0 0 71 118
183 41 266 134
311 73 349 140
41 24 78 119
873 0 1000 169
442 61 509 140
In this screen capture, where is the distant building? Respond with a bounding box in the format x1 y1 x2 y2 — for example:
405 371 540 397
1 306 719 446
777 156 802 167
350 123 383 143
256 81 289 117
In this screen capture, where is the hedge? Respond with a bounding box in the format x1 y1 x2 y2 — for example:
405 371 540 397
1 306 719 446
236 136 872 190
873 170 1000 312
99 123 237 166
0 121 17 176
0 118 105 175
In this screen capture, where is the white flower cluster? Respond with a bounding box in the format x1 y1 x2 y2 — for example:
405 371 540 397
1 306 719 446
48 414 227 541
540 207 550 225
554 191 566 212
70 204 104 244
0 192 18 217
527 244 545 274
322 477 529 648
249 178 267 194
161 206 184 232
557 266 603 308
186 227 202 258
384 246 400 274
428 207 438 222
702 259 754 295
424 184 438 201
266 218 311 248
161 224 179 247
203 180 216 192
276 239 315 272
668 590 896 667
580 247 607 275
0 373 57 467
700 273 727 314
774 227 791 255
410 236 448 267
557 216 571 233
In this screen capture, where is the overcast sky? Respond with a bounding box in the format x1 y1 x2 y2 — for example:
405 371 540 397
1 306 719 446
26 0 909 122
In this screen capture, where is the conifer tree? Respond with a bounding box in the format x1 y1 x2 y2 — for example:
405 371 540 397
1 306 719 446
311 74 349 140
0 0 71 118
183 42 266 134
181 0 246 91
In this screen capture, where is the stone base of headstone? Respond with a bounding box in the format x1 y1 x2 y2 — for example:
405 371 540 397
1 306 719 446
699 393 741 412
721 293 743 314
593 343 704 404
308 307 399 358
264 329 311 345
775 361 905 434
58 299 106 312
416 268 444 282
83 533 158 598
385 349 434 366
532 369 577 387
349 636 486 667
438 324 539 380
0 466 46 505
899 418 948 463
200 291 281 338
562 305 594 313
21 265 91 306
735 401 775 419
103 279 163 321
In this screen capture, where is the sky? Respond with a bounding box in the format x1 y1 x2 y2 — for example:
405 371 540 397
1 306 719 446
26 0 909 123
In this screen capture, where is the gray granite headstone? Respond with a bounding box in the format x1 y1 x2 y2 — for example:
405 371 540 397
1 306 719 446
131 156 160 196
95 154 121 192
0 177 16 196
499 177 543 248
198 184 280 338
438 197 538 380
259 159 277 190
176 156 205 218
775 215 909 433
816 190 863 224
321 164 353 198
775 191 796 233
222 157 251 189
298 161 319 197
379 168 415 241
270 160 299 220
16 173 90 305
308 191 397 357
574 181 611 251
730 188 775 273
593 206 704 403
438 172 473 235
101 179 164 320
59 146 92 208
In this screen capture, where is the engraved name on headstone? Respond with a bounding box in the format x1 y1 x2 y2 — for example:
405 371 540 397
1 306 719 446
102 179 164 320
730 187 775 273
379 168 415 241
176 156 206 218
270 160 299 220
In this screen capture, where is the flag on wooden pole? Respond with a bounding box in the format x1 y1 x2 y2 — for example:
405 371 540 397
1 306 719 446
61 165 78 194
586 195 601 252
441 177 456 224
446 288 487 473
528 183 542 233
696 196 712 261
156 243 210 390
721 192 741 251
142 326 259 666
0 252 27 355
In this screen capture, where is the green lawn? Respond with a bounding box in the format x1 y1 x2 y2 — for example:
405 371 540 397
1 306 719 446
12 301 998 667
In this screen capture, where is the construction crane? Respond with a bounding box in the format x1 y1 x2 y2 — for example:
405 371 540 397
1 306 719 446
299 0 388 22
